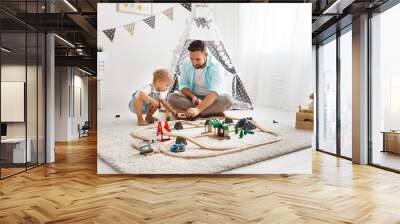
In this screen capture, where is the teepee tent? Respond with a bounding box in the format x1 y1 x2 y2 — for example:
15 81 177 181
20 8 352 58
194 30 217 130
169 4 253 109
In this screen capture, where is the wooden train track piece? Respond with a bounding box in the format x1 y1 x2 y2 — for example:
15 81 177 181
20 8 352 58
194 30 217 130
131 116 282 159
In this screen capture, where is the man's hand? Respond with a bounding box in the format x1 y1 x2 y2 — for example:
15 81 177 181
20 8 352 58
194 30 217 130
192 96 202 106
186 107 201 118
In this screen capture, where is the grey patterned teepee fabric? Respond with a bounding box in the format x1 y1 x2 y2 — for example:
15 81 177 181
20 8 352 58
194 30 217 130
232 75 252 108
170 39 192 95
168 6 253 109
205 40 236 74
194 18 211 29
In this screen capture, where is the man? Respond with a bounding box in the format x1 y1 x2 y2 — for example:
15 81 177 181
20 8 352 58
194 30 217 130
168 40 232 118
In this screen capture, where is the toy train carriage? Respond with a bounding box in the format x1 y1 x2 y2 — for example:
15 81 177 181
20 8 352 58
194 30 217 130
170 143 185 153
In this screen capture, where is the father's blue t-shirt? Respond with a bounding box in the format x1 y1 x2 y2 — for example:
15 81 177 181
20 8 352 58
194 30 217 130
178 54 225 96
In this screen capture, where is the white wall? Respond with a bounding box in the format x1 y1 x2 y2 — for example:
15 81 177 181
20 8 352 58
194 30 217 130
1 64 46 163
55 67 69 141
98 3 188 116
72 74 89 138
1 65 41 138
98 3 312 116
55 67 89 141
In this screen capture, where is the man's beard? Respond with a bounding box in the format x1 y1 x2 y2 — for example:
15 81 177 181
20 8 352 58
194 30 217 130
194 62 206 69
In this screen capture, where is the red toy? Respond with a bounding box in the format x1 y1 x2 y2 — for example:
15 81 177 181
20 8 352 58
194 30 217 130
157 121 163 141
156 121 171 142
163 121 171 140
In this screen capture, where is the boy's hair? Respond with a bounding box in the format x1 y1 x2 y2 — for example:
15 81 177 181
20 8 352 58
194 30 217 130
153 69 172 83
188 40 206 52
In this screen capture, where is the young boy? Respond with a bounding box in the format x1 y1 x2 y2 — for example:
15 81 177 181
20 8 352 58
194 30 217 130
129 69 177 126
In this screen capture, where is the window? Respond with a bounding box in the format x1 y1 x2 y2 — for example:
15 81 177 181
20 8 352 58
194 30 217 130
317 36 337 155
370 2 400 171
339 28 352 158
390 74 400 130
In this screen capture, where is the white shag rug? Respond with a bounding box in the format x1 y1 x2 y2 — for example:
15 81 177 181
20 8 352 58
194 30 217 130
97 116 312 174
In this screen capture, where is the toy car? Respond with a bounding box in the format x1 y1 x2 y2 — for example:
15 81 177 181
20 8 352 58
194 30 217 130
139 144 154 155
177 112 187 119
170 143 185 153
174 122 184 130
175 137 187 145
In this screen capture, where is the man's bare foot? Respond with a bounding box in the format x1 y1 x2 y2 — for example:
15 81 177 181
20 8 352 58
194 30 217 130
137 120 148 126
145 116 158 123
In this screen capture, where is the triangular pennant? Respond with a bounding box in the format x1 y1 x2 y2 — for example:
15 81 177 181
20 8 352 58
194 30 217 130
180 3 191 12
103 28 116 42
143 16 155 29
124 23 135 36
162 7 173 20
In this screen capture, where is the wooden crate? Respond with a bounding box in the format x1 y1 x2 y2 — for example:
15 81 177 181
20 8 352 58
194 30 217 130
383 132 400 154
295 121 313 130
296 112 314 122
295 111 314 130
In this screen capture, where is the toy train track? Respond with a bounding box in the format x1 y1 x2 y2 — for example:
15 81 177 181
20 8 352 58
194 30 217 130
131 116 282 159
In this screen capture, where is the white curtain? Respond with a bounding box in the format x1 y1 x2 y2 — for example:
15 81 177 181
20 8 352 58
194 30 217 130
235 4 312 111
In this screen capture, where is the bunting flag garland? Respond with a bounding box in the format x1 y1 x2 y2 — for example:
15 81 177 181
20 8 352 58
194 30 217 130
102 4 183 41
103 28 116 42
180 3 191 12
143 15 155 29
162 7 173 20
123 23 135 36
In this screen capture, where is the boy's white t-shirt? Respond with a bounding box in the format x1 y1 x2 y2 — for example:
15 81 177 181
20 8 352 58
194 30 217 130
135 83 167 100
193 68 208 96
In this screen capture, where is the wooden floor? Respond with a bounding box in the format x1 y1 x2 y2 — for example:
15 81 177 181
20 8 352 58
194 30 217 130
0 135 400 223
1 167 26 178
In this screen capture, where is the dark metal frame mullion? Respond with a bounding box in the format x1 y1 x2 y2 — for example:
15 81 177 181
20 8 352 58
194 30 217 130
44 0 47 164
316 45 319 151
336 27 341 157
367 11 373 165
370 164 400 174
69 69 71 118
25 0 28 172
36 0 39 168
72 68 75 118
316 149 352 161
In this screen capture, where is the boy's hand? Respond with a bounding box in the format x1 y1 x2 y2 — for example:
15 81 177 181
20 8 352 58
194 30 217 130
192 96 202 106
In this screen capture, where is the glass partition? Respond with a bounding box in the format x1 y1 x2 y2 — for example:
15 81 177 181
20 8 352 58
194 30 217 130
1 31 28 177
317 36 337 155
370 3 400 171
0 1 46 179
339 28 352 158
